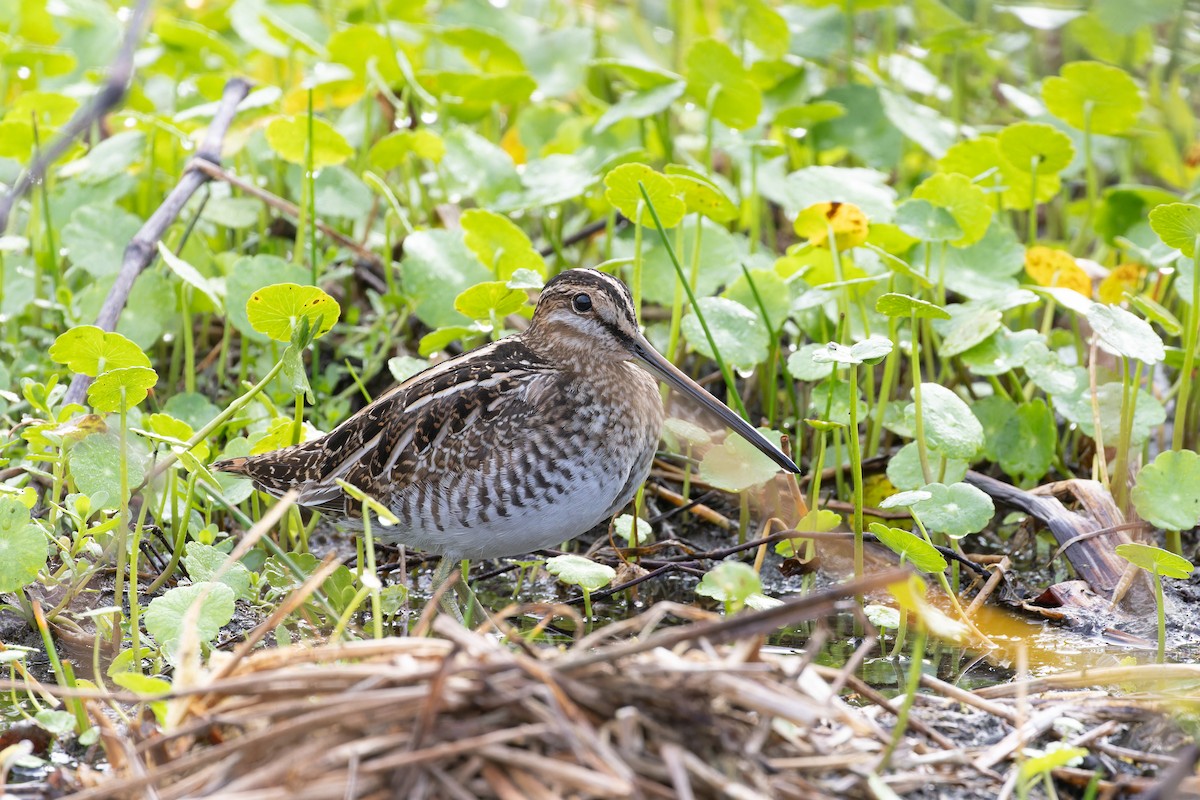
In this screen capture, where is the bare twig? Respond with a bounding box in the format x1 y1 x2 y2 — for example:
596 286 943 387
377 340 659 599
0 0 153 233
63 77 252 408
190 158 383 266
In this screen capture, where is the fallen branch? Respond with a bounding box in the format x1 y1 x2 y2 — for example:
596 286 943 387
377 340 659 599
0 0 153 233
62 77 251 408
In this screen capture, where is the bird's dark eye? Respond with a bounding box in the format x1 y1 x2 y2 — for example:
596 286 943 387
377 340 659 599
572 293 593 313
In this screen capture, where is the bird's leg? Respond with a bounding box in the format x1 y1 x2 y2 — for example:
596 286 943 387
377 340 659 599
429 556 464 622
453 559 490 626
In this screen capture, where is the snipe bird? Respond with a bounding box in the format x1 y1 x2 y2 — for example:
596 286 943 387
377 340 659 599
215 269 799 594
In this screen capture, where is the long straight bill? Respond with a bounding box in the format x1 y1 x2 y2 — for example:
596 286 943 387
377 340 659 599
631 335 800 474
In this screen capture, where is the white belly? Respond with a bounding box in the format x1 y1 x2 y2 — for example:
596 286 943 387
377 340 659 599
377 446 649 560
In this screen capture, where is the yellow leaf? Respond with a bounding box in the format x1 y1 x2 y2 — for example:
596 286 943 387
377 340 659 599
500 126 527 165
794 202 869 250
1025 246 1091 298
1098 264 1144 305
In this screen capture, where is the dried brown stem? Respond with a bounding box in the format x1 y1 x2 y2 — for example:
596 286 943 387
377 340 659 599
63 77 252 408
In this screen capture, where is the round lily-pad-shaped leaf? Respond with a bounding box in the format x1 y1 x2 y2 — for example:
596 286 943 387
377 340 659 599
1042 61 1142 135
886 442 969 491
603 163 684 228
895 198 962 243
865 604 901 630
810 342 858 365
684 38 762 130
786 343 835 381
911 173 992 247
851 335 893 363
264 115 353 168
661 417 712 449
696 561 762 606
996 121 1075 175
699 428 785 492
868 522 947 573
545 554 616 592
680 296 769 370
453 281 528 320
875 292 951 320
794 201 870 250
879 489 933 509
905 383 984 461
87 366 158 413
938 307 1003 358
1085 303 1164 365
1115 543 1195 580
143 582 236 655
1131 450 1200 532
613 514 654 545
70 433 147 510
912 482 995 539
811 336 893 366
0 497 47 592
1057 382 1165 446
460 209 545 280
666 170 738 222
246 283 340 343
1148 203 1200 258
49 326 151 377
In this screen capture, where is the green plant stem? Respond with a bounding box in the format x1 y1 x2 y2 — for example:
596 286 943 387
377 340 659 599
1075 106 1097 251
809 432 827 512
181 289 195 395
665 220 689 363
113 392 130 651
1174 240 1200 452
869 314 900 456
1027 156 1039 248
639 183 749 420
127 488 152 676
1153 570 1166 664
140 357 288 489
879 626 925 770
362 506 383 640
632 209 644 322
826 222 851 331
910 310 932 483
1113 358 1142 511
146 471 198 595
848 365 864 584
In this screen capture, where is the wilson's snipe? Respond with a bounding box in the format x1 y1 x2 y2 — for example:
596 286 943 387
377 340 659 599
216 269 798 566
